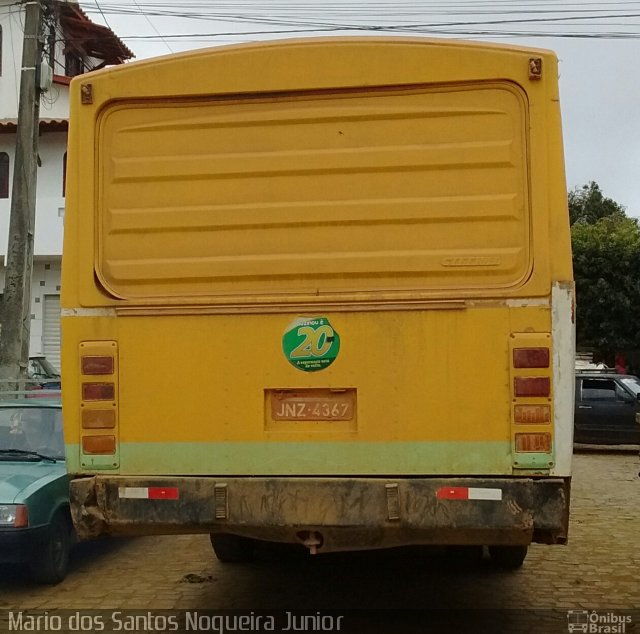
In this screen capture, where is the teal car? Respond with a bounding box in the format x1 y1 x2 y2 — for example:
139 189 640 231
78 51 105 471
0 397 73 584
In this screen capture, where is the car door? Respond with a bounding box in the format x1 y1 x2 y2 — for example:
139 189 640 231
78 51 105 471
575 376 637 444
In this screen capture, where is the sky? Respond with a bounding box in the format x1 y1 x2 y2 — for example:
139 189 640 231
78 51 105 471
80 0 640 216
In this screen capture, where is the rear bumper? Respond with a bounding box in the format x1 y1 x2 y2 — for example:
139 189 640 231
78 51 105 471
70 476 570 552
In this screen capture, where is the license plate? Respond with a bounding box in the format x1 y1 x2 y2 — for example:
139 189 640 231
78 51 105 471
270 389 356 421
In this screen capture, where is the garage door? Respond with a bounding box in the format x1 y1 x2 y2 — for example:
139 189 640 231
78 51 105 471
42 294 61 372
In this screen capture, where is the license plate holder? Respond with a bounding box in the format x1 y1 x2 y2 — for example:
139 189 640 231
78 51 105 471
269 388 356 422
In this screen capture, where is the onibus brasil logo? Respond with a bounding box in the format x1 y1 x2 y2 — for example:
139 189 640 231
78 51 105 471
282 317 340 372
567 610 632 633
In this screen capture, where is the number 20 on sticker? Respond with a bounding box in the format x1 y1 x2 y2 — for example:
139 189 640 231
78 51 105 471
282 317 341 372
290 325 334 358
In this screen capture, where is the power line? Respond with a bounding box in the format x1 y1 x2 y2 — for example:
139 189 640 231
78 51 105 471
92 0 113 30
130 0 174 53
78 1 640 22
62 1 640 50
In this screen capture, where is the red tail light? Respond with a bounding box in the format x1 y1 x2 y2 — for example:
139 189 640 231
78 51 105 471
513 347 550 368
514 377 550 397
82 382 115 401
81 356 114 375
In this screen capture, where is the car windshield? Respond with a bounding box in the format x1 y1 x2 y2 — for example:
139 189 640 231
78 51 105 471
619 377 640 397
28 357 60 379
0 407 64 460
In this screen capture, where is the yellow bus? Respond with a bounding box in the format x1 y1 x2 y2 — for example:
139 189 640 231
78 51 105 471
62 37 574 568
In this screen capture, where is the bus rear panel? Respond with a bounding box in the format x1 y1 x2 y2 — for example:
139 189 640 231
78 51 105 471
62 38 574 557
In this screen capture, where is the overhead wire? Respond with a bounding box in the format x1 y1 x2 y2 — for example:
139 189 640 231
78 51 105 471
130 0 174 53
72 1 640 46
93 0 113 30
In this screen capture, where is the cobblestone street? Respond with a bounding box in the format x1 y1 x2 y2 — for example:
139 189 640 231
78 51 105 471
1 451 638 631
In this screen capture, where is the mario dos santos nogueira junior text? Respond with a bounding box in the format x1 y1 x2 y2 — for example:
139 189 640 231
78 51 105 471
7 611 346 632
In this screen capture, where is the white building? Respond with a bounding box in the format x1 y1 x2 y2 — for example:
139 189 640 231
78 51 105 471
0 0 132 370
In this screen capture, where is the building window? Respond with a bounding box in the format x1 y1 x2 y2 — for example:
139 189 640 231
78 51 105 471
0 153 9 198
62 152 67 197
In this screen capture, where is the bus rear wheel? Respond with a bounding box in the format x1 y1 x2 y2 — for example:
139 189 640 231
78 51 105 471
488 545 528 569
210 533 255 563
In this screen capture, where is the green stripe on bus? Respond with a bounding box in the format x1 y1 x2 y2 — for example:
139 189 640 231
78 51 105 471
65 441 515 475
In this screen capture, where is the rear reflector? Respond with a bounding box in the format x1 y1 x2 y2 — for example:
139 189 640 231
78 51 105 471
515 433 552 453
82 409 116 429
82 382 115 401
514 404 551 424
514 376 550 397
81 355 114 375
436 487 502 501
82 435 116 454
437 487 467 500
513 347 550 368
149 487 179 500
119 487 179 500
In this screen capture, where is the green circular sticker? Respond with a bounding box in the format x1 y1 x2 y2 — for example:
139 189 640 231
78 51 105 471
282 317 340 372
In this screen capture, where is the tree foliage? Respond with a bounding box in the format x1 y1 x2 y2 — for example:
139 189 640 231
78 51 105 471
571 185 640 351
569 181 626 226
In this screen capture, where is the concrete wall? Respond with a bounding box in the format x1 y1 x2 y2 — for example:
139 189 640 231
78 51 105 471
1 0 66 361
0 132 66 257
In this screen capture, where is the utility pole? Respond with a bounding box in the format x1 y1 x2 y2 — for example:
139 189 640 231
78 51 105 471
0 0 45 386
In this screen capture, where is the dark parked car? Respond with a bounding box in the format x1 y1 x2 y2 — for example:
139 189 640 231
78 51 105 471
574 370 640 445
27 356 61 391
0 397 73 583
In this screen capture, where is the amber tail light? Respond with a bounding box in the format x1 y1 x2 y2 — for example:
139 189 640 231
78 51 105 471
515 433 551 453
82 435 116 455
82 409 116 429
514 404 551 424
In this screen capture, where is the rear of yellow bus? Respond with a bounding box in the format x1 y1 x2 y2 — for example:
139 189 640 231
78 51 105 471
61 38 574 567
